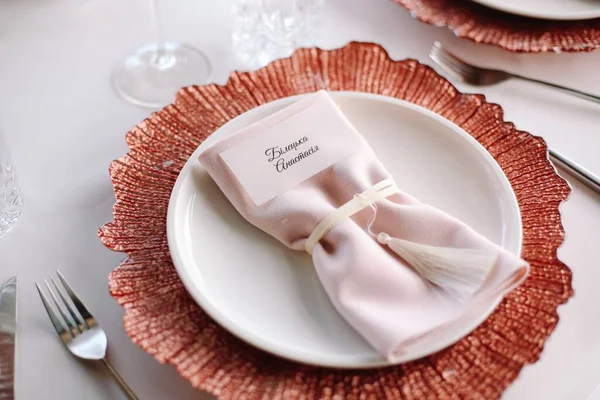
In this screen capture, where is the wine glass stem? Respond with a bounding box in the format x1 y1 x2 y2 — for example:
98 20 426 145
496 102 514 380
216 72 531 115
150 0 166 62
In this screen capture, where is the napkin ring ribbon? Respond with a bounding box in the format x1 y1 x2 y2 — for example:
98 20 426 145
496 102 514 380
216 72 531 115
305 178 497 297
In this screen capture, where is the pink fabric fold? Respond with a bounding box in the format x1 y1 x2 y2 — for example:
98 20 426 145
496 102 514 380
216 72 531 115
198 90 529 361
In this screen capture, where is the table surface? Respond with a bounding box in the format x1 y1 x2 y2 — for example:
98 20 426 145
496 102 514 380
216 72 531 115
1 0 599 399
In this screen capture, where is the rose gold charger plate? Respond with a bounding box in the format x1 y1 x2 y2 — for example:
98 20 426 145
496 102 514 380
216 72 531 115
394 0 600 53
99 42 573 399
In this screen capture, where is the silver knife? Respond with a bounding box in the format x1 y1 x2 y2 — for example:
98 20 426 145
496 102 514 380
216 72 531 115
0 276 16 400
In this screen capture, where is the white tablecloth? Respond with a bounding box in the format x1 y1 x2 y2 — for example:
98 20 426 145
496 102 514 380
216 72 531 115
1 0 599 398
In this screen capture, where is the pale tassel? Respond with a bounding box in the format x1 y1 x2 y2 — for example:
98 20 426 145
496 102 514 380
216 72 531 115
376 232 497 298
316 187 499 299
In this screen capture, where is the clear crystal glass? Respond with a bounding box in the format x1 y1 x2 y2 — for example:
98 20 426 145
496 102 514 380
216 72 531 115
112 0 212 108
232 0 325 69
0 124 22 238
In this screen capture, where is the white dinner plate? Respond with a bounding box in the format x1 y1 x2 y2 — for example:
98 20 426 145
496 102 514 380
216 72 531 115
167 92 523 369
471 0 600 20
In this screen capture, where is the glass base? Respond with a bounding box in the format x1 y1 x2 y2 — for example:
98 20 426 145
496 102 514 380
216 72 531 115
113 42 212 108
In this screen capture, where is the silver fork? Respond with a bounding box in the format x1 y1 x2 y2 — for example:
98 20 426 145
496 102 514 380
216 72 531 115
36 271 138 400
430 42 600 104
430 42 600 195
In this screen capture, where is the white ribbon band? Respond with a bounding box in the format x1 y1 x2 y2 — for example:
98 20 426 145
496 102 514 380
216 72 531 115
305 178 400 255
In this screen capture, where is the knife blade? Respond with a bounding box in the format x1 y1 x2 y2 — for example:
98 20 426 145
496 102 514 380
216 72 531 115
0 276 16 400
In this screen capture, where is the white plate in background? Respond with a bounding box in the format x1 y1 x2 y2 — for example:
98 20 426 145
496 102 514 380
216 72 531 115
471 0 600 20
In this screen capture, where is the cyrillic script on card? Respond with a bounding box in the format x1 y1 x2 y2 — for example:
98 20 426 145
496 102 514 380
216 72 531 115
220 92 364 206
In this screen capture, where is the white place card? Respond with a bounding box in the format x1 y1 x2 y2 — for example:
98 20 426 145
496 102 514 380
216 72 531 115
220 93 365 206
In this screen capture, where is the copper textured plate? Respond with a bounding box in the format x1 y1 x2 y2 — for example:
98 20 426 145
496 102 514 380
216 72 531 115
99 42 573 399
394 0 600 53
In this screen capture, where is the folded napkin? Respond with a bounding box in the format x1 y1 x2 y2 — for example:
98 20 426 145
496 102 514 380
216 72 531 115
198 90 529 361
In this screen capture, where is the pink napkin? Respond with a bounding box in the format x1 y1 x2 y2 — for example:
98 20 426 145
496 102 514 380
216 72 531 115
198 90 529 361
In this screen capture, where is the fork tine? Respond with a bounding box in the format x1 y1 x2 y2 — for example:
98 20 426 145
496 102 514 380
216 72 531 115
430 44 463 78
437 49 469 74
56 270 94 328
431 42 478 81
432 55 465 82
436 50 470 77
51 277 85 333
35 282 73 342
432 43 471 72
44 279 79 337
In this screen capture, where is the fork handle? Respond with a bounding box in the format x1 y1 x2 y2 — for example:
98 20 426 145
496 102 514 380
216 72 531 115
512 74 600 104
102 358 139 400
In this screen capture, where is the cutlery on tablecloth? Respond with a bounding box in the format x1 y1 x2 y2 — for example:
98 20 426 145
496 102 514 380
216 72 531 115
430 42 600 196
430 42 600 104
0 276 16 400
35 271 138 400
548 149 600 196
